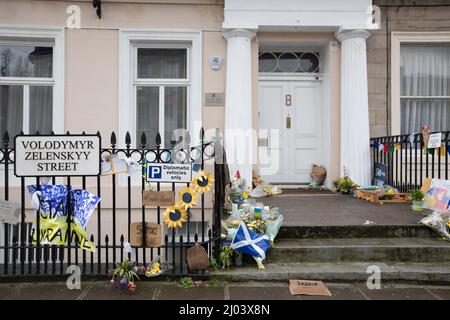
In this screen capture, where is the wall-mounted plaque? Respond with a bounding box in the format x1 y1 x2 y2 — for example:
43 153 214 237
204 92 225 106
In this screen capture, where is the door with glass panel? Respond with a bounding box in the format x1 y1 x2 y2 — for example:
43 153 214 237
134 47 188 148
0 44 54 136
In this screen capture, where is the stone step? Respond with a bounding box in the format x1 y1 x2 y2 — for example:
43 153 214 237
212 262 450 284
277 224 438 239
266 238 450 263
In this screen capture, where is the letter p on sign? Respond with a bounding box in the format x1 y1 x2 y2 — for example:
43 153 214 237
148 165 161 179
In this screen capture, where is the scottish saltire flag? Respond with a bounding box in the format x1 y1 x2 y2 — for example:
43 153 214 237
231 221 270 259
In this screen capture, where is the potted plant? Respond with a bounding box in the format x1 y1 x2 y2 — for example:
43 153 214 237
219 245 234 269
335 177 358 195
409 189 425 211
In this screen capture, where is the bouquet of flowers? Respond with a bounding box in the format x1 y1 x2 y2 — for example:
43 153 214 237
109 259 139 292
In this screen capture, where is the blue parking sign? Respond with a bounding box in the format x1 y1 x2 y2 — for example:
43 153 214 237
147 165 162 179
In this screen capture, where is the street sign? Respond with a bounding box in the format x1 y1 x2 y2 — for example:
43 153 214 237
146 163 192 183
15 135 101 177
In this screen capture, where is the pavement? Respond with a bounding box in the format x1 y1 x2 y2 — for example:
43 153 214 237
262 193 427 226
0 280 449 300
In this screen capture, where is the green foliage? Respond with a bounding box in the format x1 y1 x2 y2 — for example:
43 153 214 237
207 278 225 287
219 245 234 269
409 189 425 201
209 255 219 271
179 277 194 288
335 177 358 193
113 258 139 282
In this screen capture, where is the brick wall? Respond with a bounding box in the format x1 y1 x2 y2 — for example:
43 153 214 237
367 0 450 137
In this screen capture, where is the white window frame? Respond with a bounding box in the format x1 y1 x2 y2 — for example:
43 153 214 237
391 31 450 135
0 26 65 134
119 30 202 148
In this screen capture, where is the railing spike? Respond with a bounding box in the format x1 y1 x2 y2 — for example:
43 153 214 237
35 130 40 135
155 132 161 147
3 131 9 146
66 131 70 135
50 130 55 135
110 132 116 146
200 127 205 141
140 132 147 148
125 132 131 147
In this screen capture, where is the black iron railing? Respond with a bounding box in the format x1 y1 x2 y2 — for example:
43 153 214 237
370 131 450 192
0 129 224 278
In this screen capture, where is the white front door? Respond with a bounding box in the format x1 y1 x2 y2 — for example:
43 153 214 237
258 79 323 183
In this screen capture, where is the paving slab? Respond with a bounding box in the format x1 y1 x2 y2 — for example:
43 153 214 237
298 285 366 300
428 288 450 300
83 282 159 300
262 194 428 226
0 282 82 300
360 285 436 300
227 285 300 300
156 284 225 300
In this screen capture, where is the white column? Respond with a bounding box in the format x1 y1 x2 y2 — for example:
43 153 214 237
223 28 256 187
336 29 371 186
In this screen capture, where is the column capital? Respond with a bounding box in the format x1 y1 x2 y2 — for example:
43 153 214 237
223 28 256 41
335 29 371 42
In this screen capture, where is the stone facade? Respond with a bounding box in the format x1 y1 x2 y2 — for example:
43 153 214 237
367 0 450 138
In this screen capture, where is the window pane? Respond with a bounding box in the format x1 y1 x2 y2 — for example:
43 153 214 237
0 45 53 78
401 45 450 96
136 86 159 148
164 86 187 147
0 85 23 136
29 86 53 134
137 48 187 79
401 98 450 134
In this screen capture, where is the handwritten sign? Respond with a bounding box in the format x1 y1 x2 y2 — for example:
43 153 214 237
289 279 331 296
143 191 175 207
146 163 192 183
130 222 161 247
374 162 388 187
15 135 100 177
428 132 442 149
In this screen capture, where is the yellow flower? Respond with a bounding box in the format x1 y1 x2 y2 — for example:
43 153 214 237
191 171 214 193
242 192 249 199
179 187 198 209
163 204 187 228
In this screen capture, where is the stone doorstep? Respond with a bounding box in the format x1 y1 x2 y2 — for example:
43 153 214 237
277 224 438 239
267 237 450 263
211 262 450 284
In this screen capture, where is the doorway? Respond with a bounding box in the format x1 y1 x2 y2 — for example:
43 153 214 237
258 79 323 183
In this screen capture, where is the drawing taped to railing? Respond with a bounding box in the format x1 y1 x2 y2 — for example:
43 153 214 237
0 129 224 277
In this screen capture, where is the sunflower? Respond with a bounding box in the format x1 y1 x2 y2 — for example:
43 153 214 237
191 171 214 193
163 204 187 228
179 187 198 209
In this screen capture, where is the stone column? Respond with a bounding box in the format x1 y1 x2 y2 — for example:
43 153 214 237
223 28 256 186
336 29 372 186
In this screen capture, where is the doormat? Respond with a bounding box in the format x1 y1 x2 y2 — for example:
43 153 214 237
281 188 334 195
289 279 332 296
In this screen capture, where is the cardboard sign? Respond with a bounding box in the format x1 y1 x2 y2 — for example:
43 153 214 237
130 222 161 247
146 163 192 183
428 132 442 149
15 135 101 177
0 200 20 224
289 279 332 297
186 244 210 270
142 191 175 207
373 162 388 187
